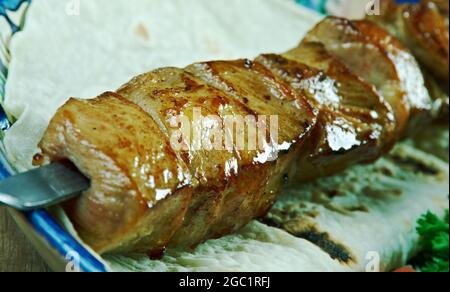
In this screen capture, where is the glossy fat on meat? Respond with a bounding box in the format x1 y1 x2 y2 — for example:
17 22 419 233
184 60 316 240
303 17 433 137
38 93 193 253
352 20 433 132
39 64 316 253
375 0 449 82
257 44 395 182
368 0 449 118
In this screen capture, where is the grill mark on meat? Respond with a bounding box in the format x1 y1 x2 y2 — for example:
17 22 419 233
186 59 315 145
105 92 190 204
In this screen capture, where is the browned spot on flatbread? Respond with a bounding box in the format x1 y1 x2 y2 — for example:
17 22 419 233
135 23 150 41
261 216 355 264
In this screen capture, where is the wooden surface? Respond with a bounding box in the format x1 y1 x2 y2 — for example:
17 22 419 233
0 207 51 272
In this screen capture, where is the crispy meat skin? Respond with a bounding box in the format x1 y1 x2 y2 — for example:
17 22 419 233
37 14 444 254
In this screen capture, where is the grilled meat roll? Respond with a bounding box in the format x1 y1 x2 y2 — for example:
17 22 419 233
40 65 317 253
37 13 443 254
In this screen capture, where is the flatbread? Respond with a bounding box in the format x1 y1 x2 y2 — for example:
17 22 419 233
2 0 449 272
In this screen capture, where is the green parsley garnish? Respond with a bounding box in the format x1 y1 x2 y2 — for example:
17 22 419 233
415 210 449 272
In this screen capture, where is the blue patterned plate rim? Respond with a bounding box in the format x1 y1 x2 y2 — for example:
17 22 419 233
0 0 107 272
